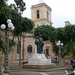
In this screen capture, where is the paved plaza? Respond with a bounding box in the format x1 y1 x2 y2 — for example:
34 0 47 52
0 64 73 75
10 70 65 75
7 69 73 75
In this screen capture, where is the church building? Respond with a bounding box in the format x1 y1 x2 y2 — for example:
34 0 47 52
19 0 55 63
0 0 56 64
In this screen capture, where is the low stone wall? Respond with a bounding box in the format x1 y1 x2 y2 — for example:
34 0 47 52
22 64 56 69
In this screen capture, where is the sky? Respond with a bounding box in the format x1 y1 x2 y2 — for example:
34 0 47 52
7 0 75 28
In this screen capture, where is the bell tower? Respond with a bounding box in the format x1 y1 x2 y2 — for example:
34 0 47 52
31 0 52 27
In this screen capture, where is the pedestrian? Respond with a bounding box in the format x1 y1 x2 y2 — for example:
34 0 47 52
70 58 73 69
72 58 75 70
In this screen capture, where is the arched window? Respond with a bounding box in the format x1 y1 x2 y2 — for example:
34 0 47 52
47 11 49 20
27 45 32 53
37 24 39 26
36 10 40 18
46 49 49 55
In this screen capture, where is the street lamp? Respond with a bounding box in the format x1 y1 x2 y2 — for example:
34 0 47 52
0 19 15 74
57 40 63 67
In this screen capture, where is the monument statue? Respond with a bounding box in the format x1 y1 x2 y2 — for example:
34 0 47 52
35 35 44 54
28 35 54 67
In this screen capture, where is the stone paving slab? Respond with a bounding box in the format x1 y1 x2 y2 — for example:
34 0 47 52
0 64 70 75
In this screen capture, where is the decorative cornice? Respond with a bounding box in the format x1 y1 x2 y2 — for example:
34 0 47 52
22 33 34 37
31 3 52 11
32 18 53 25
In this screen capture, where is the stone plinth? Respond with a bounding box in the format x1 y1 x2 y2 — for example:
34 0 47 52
22 54 55 69
28 54 52 65
22 64 56 69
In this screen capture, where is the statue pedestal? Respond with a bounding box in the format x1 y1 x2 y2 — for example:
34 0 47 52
28 54 52 65
22 54 55 69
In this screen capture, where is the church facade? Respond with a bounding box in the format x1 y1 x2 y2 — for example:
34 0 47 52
19 1 55 63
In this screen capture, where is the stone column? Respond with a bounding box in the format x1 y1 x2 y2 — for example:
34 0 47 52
35 45 37 54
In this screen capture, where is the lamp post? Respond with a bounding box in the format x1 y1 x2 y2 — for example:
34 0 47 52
0 19 15 74
57 40 63 67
